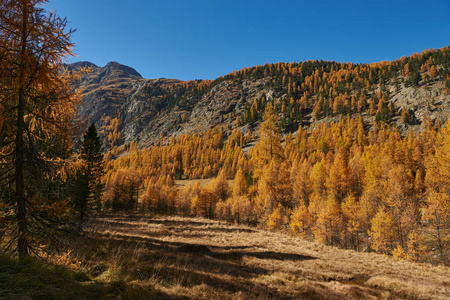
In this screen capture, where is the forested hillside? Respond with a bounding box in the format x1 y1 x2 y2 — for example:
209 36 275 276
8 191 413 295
97 47 450 265
73 47 450 148
1 2 449 299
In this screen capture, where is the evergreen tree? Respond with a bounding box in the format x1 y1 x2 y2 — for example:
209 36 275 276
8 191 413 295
408 71 421 87
73 123 104 228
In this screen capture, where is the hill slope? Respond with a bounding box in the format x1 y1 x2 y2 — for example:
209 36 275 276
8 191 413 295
70 47 450 148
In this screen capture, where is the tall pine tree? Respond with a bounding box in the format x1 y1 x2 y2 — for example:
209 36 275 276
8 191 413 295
74 123 104 229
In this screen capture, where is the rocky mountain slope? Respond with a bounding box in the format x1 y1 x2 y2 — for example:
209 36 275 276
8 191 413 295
70 48 450 148
68 61 146 124
70 61 277 146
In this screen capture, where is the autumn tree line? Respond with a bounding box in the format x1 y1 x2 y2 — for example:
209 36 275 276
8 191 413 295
99 47 450 265
102 99 449 265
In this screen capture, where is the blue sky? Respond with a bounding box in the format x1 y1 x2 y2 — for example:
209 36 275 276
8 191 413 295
46 0 450 81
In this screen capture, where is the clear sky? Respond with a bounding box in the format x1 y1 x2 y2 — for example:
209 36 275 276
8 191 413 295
46 0 450 81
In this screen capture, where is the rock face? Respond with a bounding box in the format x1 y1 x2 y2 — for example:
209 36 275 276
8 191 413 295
69 61 279 146
70 61 450 148
390 81 450 129
132 77 274 145
68 61 144 125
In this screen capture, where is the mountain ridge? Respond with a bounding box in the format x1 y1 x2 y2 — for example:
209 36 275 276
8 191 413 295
70 47 450 148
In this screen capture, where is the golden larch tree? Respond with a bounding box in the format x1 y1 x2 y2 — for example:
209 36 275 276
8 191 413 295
0 0 78 258
369 207 395 254
251 102 284 179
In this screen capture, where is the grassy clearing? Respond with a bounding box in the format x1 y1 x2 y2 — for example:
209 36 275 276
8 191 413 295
2 213 450 299
174 178 234 189
174 179 213 189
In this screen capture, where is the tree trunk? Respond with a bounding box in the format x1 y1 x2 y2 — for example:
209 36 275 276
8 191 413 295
436 224 443 259
16 98 27 259
16 1 28 260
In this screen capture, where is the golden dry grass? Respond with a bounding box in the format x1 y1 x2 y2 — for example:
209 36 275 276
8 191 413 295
64 213 450 300
174 178 234 189
174 179 213 189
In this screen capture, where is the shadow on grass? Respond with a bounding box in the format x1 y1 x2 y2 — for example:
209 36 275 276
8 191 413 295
102 216 216 228
0 255 182 300
151 265 297 299
81 233 271 277
92 215 256 233
206 249 317 262
72 214 335 299
75 226 318 299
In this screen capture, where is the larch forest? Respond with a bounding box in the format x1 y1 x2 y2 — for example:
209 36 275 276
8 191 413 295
0 1 450 299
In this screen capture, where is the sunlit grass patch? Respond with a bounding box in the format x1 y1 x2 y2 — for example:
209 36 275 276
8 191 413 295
3 213 450 299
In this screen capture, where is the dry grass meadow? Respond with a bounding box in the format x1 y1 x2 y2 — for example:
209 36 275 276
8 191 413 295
2 213 449 299
64 213 450 299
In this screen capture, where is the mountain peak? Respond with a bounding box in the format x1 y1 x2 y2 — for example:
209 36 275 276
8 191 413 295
67 61 142 79
73 61 98 69
104 61 142 78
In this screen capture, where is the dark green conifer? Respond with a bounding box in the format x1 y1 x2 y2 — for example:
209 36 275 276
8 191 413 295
73 123 104 229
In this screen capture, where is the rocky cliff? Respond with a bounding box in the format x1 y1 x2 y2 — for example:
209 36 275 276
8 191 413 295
70 50 450 148
68 61 145 125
